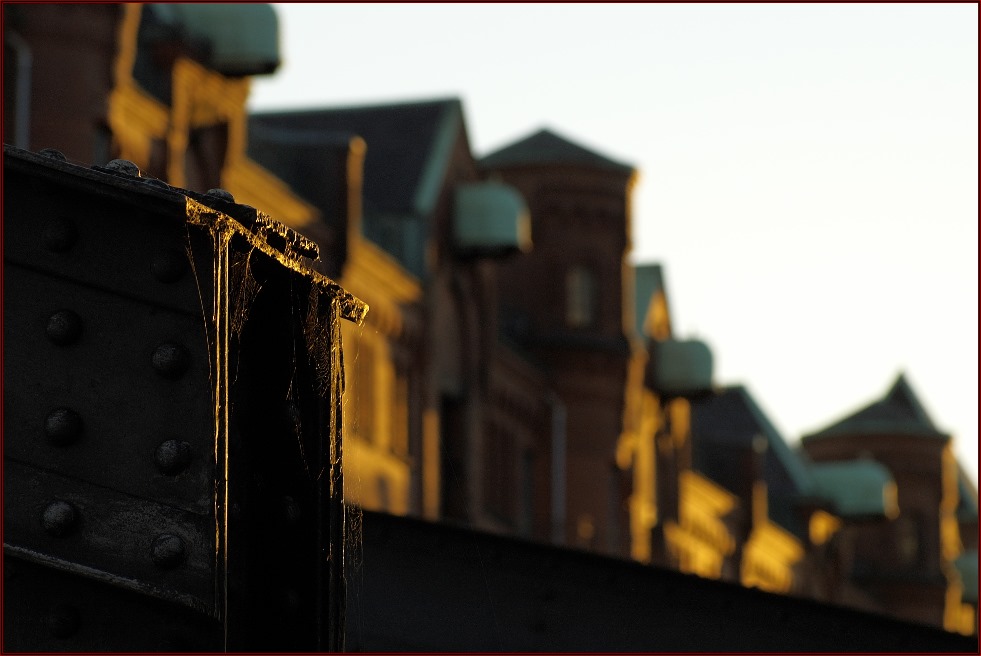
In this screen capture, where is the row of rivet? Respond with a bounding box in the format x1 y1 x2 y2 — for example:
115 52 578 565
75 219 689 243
40 304 193 563
40 499 187 568
45 308 193 468
42 152 235 205
39 151 232 201
44 407 192 474
45 307 191 376
44 309 194 470
42 216 189 284
31 152 199 638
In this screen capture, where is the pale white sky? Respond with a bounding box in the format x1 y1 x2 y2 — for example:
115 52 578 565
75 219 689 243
249 3 979 486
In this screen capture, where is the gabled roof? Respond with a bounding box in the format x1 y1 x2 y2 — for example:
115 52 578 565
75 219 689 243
692 385 903 533
250 98 463 217
247 125 357 226
802 373 948 442
248 98 466 277
690 385 816 537
480 128 634 174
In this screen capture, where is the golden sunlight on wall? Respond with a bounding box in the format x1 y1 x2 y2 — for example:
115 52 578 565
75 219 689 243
808 509 842 547
622 389 659 563
339 238 420 517
617 337 659 562
107 5 317 228
740 483 804 594
939 445 974 635
341 325 409 516
664 470 737 580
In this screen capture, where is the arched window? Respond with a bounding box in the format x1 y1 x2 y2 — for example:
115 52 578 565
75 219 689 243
566 265 597 328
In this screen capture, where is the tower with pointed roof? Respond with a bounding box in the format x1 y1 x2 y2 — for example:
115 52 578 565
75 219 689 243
802 374 978 633
481 128 638 556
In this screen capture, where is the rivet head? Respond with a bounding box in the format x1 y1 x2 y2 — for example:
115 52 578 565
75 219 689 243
43 217 77 253
46 310 83 346
39 148 68 162
150 249 188 283
150 534 185 569
104 159 140 176
41 501 77 537
46 604 80 638
44 408 83 446
151 343 190 379
154 439 191 475
206 188 235 203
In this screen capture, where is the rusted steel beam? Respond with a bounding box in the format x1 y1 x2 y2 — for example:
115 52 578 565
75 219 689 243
3 144 365 652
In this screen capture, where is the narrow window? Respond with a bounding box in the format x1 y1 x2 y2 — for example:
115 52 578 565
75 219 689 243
566 265 597 328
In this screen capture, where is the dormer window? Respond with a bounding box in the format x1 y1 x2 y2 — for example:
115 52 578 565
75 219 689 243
566 265 597 328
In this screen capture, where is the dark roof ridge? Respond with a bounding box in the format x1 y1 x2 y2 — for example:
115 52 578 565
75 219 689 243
884 372 937 430
246 96 468 278
802 371 947 442
479 126 634 174
700 384 816 492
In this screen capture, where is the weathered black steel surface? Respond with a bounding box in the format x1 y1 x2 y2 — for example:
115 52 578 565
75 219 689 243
3 144 365 652
346 510 979 652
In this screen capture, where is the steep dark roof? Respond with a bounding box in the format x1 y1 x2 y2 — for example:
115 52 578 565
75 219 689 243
248 98 465 276
802 374 948 442
480 128 634 174
247 124 356 226
690 385 815 538
250 98 462 216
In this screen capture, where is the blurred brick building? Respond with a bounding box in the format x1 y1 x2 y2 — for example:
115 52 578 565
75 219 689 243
5 2 976 638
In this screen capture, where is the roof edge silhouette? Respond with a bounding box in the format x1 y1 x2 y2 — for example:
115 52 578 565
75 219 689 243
480 127 634 174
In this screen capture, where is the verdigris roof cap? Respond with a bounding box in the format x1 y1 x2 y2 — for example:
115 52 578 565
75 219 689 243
808 459 899 520
152 4 280 76
453 182 531 256
802 373 948 442
955 549 978 604
480 128 634 174
649 339 713 398
956 467 979 522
